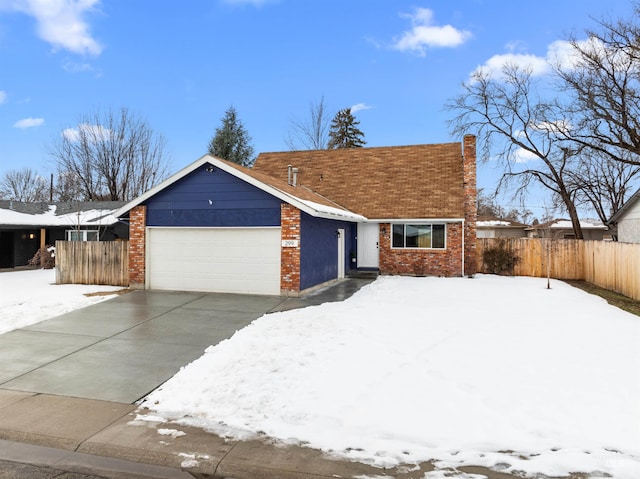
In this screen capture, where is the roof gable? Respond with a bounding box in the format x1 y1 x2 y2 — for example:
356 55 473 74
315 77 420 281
114 155 364 222
253 143 466 219
609 187 640 224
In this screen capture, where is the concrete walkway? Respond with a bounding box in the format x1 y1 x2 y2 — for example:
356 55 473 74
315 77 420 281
0 278 390 478
0 278 372 403
0 277 566 478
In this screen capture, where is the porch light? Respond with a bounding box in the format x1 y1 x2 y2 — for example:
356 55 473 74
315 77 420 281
29 233 35 239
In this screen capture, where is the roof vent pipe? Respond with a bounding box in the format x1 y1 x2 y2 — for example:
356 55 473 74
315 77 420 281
292 167 298 187
287 165 292 186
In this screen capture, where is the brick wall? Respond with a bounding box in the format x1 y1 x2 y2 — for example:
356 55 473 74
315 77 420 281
129 205 146 289
280 203 301 293
463 134 478 275
379 222 464 277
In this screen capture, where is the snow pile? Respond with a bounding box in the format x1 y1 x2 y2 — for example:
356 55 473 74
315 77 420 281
0 269 123 334
142 275 640 478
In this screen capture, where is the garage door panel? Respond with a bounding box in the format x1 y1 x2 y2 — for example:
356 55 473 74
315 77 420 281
147 228 280 295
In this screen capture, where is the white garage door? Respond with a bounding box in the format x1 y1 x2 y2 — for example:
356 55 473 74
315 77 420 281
147 227 281 295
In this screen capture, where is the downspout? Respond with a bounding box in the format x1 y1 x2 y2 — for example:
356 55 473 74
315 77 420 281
461 219 465 277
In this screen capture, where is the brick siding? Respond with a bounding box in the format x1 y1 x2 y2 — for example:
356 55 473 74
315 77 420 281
280 203 301 293
378 222 464 277
129 205 146 289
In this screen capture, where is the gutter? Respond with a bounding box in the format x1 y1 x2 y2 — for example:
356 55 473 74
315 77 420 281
366 218 466 223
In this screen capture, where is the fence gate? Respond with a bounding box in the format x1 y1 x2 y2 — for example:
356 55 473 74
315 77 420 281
55 240 129 287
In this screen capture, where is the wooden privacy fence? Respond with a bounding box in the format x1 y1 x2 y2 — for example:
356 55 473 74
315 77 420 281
477 238 640 300
56 240 129 287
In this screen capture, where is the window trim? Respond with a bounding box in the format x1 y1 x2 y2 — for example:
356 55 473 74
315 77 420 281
391 223 447 250
66 230 100 242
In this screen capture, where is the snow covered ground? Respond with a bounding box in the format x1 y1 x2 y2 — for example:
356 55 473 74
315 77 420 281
140 275 640 479
1 270 638 477
0 269 123 335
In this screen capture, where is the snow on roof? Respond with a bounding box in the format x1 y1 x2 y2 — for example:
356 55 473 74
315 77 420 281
296 199 366 222
526 218 608 230
0 205 120 227
549 219 607 230
477 220 513 227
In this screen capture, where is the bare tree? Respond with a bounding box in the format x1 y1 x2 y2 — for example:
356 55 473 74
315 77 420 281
566 149 640 223
447 65 585 238
53 170 85 202
49 107 169 201
477 188 533 223
555 6 640 166
285 95 332 150
0 168 49 201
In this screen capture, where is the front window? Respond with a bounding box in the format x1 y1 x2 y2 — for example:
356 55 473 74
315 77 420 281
392 224 446 249
66 230 99 241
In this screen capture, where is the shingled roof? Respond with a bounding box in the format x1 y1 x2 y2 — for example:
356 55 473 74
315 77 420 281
114 155 365 222
252 143 466 219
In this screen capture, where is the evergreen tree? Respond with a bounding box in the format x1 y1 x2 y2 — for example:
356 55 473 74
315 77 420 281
208 106 255 166
327 107 366 149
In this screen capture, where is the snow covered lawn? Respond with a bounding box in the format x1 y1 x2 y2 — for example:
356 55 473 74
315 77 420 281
0 269 124 335
142 275 640 478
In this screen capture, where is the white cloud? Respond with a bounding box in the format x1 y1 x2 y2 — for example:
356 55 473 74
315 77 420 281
548 37 609 71
13 117 44 128
62 59 94 73
513 147 540 163
351 103 372 113
0 90 6 104
62 123 110 142
472 38 605 81
531 119 572 135
0 0 102 56
472 52 549 80
392 8 471 55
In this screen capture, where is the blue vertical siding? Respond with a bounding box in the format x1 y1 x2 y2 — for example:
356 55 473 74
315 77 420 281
145 164 282 227
300 212 355 290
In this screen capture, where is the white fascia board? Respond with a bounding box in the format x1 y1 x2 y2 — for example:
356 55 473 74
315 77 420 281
200 159 364 222
202 158 365 223
114 154 363 223
114 155 213 218
365 218 466 223
609 187 640 224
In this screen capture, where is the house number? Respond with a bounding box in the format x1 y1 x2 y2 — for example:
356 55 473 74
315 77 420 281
281 240 299 247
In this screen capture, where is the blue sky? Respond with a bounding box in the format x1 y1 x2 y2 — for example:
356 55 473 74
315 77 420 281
0 0 634 214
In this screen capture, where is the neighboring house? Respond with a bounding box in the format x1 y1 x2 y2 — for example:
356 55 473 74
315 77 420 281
525 218 611 240
476 216 529 238
608 188 640 243
0 201 127 269
115 135 477 296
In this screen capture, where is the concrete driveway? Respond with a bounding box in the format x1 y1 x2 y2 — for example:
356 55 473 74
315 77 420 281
0 278 372 404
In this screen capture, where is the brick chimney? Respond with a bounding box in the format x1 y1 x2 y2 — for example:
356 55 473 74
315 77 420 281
463 134 477 275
